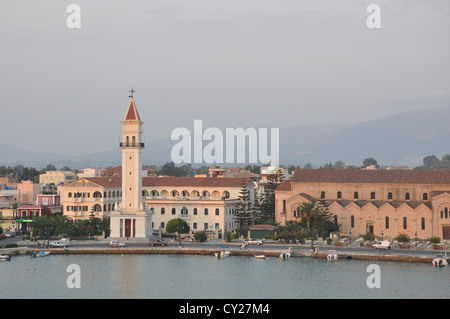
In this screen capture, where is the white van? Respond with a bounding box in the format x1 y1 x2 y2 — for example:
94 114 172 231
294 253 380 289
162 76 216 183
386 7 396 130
372 240 391 249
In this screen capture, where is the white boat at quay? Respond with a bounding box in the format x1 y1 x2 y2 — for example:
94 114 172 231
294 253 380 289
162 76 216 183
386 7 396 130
279 251 291 260
327 250 338 262
32 251 50 258
0 255 11 262
215 250 231 258
432 254 448 267
280 247 293 260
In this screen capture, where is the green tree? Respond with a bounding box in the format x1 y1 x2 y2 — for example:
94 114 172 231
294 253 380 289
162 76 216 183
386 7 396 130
298 201 316 234
194 230 207 242
232 182 254 236
396 233 411 245
166 218 190 246
254 168 284 224
362 157 379 168
310 198 340 239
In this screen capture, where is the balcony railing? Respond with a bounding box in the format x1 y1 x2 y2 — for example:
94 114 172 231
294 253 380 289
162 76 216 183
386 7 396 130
119 142 145 148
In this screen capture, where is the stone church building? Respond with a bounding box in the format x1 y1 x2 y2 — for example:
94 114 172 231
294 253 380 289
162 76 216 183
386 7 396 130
275 169 450 240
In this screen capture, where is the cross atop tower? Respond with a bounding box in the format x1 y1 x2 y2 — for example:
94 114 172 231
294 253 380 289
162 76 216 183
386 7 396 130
128 88 136 98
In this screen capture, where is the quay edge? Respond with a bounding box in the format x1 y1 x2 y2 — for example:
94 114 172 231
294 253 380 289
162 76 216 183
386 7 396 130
12 247 436 263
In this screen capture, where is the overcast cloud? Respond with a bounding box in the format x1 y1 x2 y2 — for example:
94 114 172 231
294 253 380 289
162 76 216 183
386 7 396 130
0 0 449 155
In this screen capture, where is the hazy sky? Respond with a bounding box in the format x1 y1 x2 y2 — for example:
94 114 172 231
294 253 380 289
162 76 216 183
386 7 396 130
1 0 449 156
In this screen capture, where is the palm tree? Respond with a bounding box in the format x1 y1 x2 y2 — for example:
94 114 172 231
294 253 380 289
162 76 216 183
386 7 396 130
298 202 316 234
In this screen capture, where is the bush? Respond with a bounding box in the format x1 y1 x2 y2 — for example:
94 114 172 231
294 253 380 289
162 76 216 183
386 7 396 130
230 233 240 241
396 233 411 244
428 236 441 245
224 231 232 242
194 231 207 242
326 238 332 245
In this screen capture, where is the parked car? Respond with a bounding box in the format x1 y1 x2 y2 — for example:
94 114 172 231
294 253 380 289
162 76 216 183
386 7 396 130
244 239 263 245
49 240 69 248
148 239 167 246
372 240 391 249
0 234 7 240
110 240 125 247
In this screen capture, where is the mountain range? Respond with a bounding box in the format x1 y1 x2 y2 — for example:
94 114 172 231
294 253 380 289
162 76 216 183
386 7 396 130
1 107 449 169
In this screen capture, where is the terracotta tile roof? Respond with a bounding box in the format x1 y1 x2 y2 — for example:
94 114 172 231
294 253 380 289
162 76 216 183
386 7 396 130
143 177 250 188
275 180 291 191
85 177 122 187
291 169 450 185
105 166 122 173
80 176 251 188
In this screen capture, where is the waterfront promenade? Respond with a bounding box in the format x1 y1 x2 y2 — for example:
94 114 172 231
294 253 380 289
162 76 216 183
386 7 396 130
1 237 446 264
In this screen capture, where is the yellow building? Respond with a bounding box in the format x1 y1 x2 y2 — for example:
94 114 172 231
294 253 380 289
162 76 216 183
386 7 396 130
275 169 450 240
61 177 121 220
39 171 76 186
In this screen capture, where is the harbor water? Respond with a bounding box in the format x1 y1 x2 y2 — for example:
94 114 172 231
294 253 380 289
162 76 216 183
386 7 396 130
1 254 449 299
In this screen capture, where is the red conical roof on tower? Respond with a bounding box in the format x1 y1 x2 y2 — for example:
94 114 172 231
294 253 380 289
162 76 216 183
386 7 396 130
124 97 141 121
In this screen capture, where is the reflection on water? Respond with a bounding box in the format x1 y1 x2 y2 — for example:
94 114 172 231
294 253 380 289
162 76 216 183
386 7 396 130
1 254 449 299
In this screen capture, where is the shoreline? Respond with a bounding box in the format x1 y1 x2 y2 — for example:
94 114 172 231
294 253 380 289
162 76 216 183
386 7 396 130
1 246 438 264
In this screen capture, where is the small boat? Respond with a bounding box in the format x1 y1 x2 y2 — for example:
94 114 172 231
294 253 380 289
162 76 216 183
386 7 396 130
0 255 11 262
215 251 231 258
432 254 448 267
279 252 291 260
254 254 265 259
32 251 50 258
327 250 338 262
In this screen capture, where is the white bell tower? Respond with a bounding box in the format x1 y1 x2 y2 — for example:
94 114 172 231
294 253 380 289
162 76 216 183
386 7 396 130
110 90 151 239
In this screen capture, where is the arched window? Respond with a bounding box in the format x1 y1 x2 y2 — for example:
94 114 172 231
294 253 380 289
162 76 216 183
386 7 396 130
172 208 176 215
371 192 376 200
293 207 301 218
320 191 325 199
193 208 198 215
204 208 209 215
283 200 286 212
423 193 428 201
93 191 102 198
126 136 130 147
403 217 407 230
181 207 188 215
151 190 159 197
215 208 220 215
132 136 136 147
385 216 390 229
405 192 410 201
68 192 72 198
161 207 165 215
388 192 393 200
421 217 426 230
337 191 342 199
446 207 449 219
350 215 354 228
353 192 359 200
171 190 179 197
